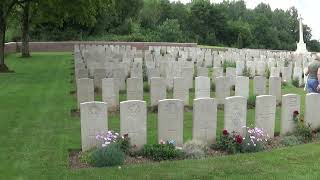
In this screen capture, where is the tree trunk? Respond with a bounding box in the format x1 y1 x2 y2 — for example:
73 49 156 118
21 1 31 58
0 14 9 72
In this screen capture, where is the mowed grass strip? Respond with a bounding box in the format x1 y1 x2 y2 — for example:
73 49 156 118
0 53 318 180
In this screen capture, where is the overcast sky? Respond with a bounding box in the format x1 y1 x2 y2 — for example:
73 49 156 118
170 0 320 40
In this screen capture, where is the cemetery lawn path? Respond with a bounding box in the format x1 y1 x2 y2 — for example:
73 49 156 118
1 53 320 180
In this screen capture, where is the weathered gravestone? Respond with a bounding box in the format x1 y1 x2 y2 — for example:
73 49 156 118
158 99 184 146
197 67 208 77
193 98 217 143
120 100 147 148
224 96 247 135
173 77 189 105
212 67 224 81
102 78 119 110
80 102 108 151
269 76 281 103
76 69 89 80
77 78 94 108
236 61 245 76
281 94 300 135
226 67 236 86
131 62 143 79
255 95 276 138
253 76 266 96
195 76 211 99
150 77 167 106
215 76 230 104
93 68 106 91
181 67 194 89
270 67 280 77
305 93 320 129
235 76 249 99
127 78 143 100
147 68 160 84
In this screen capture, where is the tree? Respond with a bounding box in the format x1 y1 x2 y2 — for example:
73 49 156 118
20 0 31 57
0 0 26 72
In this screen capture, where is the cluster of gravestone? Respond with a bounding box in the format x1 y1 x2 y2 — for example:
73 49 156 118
74 44 318 152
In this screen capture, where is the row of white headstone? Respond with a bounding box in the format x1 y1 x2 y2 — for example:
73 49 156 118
80 93 320 152
77 75 282 109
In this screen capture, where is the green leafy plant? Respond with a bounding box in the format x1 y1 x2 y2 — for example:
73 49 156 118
117 134 131 154
265 67 270 79
292 111 314 143
139 143 184 161
182 140 208 159
215 130 242 154
281 135 303 146
292 77 300 88
90 144 125 167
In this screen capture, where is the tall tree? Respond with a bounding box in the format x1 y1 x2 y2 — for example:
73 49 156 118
20 0 31 57
0 0 25 72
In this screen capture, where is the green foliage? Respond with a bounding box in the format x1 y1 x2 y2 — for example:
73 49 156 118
281 135 303 146
292 77 300 88
265 67 271 79
214 130 242 154
247 95 256 109
90 144 125 167
157 19 184 42
182 140 208 159
79 151 94 165
294 122 313 143
116 135 131 155
140 144 184 161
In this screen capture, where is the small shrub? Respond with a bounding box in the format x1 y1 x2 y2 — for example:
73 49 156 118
292 111 314 142
247 95 256 109
182 140 208 159
90 144 125 167
117 134 131 154
282 81 288 88
140 143 184 161
215 130 242 154
292 78 299 88
281 135 303 146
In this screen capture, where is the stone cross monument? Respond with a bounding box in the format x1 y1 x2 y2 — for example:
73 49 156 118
295 15 309 54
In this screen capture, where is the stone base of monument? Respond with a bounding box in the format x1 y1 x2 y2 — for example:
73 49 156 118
295 42 309 54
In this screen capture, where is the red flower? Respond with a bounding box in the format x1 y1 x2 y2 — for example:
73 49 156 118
235 135 243 144
222 129 229 136
123 134 129 138
293 111 299 116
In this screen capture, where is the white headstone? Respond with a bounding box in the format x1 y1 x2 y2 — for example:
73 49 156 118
224 96 247 135
77 78 94 108
102 78 119 110
150 77 167 106
193 98 217 143
235 76 249 99
158 99 184 146
127 78 143 100
269 76 281 103
215 76 230 104
281 94 300 135
195 76 211 98
255 95 276 138
253 76 266 96
305 93 320 129
80 102 108 151
173 77 189 105
120 100 147 148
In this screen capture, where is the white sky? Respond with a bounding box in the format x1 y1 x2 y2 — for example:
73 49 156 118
170 0 320 40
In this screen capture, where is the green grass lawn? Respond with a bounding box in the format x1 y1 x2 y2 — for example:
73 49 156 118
1 53 320 180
